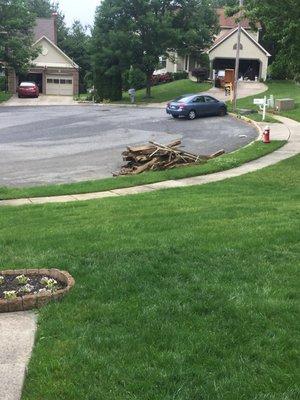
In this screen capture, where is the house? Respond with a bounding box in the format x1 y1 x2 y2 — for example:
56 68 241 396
8 14 79 96
155 8 270 81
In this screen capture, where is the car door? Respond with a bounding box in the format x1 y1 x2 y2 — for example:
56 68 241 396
204 96 219 115
190 96 207 116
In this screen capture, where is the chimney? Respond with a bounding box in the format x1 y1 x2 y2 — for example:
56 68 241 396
52 12 58 45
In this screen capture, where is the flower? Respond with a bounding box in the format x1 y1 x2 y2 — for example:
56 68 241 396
40 277 57 289
15 275 29 285
0 276 4 285
4 291 17 300
18 284 34 294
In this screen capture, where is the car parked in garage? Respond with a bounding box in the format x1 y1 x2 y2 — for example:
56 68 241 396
166 94 227 120
17 82 39 98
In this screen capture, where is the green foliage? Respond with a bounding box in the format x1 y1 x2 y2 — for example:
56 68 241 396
62 21 91 92
0 0 39 73
123 67 147 91
92 0 218 100
172 71 188 80
243 0 300 79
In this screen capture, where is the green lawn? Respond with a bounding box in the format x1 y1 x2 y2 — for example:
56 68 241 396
118 79 211 104
228 80 300 122
0 91 12 103
0 155 298 400
0 140 285 200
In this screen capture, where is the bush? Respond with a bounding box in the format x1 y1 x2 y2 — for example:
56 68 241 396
123 67 147 91
268 59 293 80
172 71 188 80
191 67 209 83
151 72 174 86
294 73 300 84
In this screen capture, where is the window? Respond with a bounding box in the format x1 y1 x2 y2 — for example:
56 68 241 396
66 79 72 84
53 79 59 84
47 78 53 84
204 96 217 103
233 43 243 50
192 96 205 103
60 79 66 84
158 56 167 69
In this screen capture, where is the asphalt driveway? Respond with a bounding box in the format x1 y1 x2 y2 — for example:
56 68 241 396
0 105 258 187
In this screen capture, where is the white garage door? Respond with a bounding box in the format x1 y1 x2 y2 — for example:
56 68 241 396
46 76 73 96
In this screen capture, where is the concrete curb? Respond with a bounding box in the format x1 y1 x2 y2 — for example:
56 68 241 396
0 114 298 208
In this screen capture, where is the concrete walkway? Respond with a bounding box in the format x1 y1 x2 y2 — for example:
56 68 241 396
142 81 267 108
0 115 298 208
0 312 37 400
2 94 77 107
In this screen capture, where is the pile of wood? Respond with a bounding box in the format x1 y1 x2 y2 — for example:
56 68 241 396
113 140 225 176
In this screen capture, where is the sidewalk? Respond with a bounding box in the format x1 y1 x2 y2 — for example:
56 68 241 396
0 312 37 400
0 115 298 208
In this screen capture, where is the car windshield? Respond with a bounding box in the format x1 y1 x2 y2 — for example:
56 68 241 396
20 82 35 87
173 95 194 103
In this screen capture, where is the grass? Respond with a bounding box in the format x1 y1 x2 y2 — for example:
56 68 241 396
241 112 280 124
0 155 298 400
228 80 300 122
118 79 211 104
0 91 12 103
0 140 286 200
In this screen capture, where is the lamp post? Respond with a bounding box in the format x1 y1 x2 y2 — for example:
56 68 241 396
233 0 243 111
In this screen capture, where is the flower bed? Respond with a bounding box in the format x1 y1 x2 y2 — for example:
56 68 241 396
0 269 75 313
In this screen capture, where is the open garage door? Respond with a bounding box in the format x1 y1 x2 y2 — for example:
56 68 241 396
46 76 73 96
213 59 260 80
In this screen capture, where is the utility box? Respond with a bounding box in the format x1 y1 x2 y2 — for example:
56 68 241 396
275 98 295 111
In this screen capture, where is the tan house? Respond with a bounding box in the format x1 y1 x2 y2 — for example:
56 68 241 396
8 15 79 96
155 8 270 81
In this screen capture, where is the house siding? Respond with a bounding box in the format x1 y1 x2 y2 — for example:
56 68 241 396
208 30 269 80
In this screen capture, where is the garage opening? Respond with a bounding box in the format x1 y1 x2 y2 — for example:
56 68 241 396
46 75 73 96
213 58 260 81
18 73 43 93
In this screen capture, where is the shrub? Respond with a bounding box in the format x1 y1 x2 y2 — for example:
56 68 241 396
191 67 209 83
151 72 174 86
172 71 188 80
123 68 146 91
4 291 17 300
15 275 29 285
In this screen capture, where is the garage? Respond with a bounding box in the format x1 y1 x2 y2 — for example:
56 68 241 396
46 76 73 96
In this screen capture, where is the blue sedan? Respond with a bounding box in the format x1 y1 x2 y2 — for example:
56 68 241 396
166 94 227 120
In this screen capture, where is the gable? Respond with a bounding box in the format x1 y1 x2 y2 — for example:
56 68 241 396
208 28 270 59
32 37 78 69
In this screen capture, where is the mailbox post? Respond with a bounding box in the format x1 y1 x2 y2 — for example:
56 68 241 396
253 96 267 121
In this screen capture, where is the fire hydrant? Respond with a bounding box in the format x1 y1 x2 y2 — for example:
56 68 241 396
263 126 270 143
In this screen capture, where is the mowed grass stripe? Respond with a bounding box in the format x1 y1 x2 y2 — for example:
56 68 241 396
0 155 299 400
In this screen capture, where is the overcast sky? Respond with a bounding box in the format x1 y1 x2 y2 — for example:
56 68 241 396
58 0 101 27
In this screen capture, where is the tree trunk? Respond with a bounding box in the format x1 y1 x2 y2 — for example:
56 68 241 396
145 73 153 98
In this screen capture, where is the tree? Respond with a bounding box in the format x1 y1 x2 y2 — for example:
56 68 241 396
0 0 38 74
92 0 218 100
63 21 91 92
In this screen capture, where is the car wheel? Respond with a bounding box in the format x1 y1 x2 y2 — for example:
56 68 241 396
218 107 226 117
187 110 196 120
172 114 179 119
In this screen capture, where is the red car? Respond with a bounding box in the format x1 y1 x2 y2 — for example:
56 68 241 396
17 82 39 98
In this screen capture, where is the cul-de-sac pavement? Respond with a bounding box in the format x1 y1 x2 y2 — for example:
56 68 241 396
0 104 257 187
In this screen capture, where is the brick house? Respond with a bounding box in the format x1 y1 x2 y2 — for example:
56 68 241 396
155 8 270 81
8 15 79 96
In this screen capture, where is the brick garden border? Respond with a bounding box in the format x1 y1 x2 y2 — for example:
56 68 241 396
0 269 75 313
